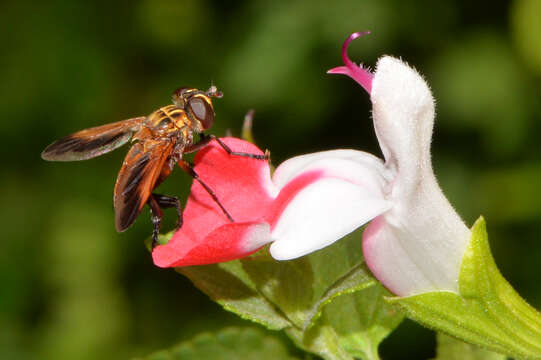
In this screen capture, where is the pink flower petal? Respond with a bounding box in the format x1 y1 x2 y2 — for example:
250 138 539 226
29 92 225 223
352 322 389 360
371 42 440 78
153 222 271 267
328 32 374 94
152 138 275 268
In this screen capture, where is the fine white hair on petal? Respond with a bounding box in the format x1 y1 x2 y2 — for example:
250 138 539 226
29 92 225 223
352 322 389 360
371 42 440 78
371 56 435 175
363 55 471 296
269 178 392 260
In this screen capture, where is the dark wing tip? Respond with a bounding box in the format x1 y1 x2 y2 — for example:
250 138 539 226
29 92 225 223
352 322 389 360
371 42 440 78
113 140 172 234
41 120 140 162
115 202 142 232
40 135 91 162
41 137 72 161
41 148 53 161
114 162 147 233
115 214 130 232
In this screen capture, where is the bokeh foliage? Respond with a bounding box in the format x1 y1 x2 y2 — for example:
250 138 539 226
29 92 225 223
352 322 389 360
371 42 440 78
1 0 540 359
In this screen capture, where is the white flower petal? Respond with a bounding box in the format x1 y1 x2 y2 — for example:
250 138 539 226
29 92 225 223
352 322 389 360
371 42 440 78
273 149 391 192
267 149 392 260
363 55 471 296
371 56 436 176
269 178 392 260
363 210 470 296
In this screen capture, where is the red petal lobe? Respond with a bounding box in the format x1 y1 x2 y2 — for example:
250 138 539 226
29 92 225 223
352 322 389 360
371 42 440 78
152 138 274 267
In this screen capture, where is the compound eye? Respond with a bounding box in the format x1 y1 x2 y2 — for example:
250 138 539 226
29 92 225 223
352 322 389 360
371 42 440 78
188 97 214 129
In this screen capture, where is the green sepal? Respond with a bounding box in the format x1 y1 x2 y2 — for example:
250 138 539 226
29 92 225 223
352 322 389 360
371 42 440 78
241 109 256 144
144 230 174 252
389 217 541 359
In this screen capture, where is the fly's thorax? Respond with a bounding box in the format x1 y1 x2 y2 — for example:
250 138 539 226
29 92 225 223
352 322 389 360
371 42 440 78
146 105 197 137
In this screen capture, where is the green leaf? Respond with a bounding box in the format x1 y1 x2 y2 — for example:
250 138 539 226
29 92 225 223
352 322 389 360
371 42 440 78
177 229 405 359
177 260 291 330
252 229 375 330
390 217 541 359
303 262 377 331
286 324 354 360
284 284 403 360
178 230 374 332
240 252 315 328
134 327 300 360
323 285 404 360
432 333 507 360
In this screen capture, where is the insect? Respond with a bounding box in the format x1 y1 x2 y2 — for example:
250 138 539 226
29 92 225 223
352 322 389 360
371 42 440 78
42 85 268 246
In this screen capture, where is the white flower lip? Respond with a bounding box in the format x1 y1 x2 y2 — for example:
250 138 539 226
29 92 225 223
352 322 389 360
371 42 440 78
268 150 392 260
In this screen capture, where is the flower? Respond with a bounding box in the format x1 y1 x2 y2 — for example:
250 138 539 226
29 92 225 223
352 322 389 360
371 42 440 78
328 34 541 359
328 32 471 296
153 32 471 297
152 33 541 358
152 137 391 268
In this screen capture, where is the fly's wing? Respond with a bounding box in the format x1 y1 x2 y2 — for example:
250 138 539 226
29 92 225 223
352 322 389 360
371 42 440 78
114 140 175 232
41 117 145 161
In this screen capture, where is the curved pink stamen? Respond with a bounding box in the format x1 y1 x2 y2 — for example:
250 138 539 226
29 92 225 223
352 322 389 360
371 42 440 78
328 31 373 94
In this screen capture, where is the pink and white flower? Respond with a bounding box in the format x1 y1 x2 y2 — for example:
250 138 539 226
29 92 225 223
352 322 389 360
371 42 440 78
328 32 472 296
153 32 472 297
152 137 390 268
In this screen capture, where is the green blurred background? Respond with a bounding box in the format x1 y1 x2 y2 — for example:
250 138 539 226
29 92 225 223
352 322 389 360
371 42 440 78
1 0 540 359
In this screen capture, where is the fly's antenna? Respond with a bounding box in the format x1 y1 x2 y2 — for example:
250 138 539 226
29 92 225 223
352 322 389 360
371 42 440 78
206 83 223 99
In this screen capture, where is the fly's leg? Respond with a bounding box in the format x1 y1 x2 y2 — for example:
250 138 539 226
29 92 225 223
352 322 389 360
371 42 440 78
177 111 269 224
185 133 270 161
154 194 183 230
211 135 270 160
147 195 163 248
177 159 235 223
148 193 182 248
